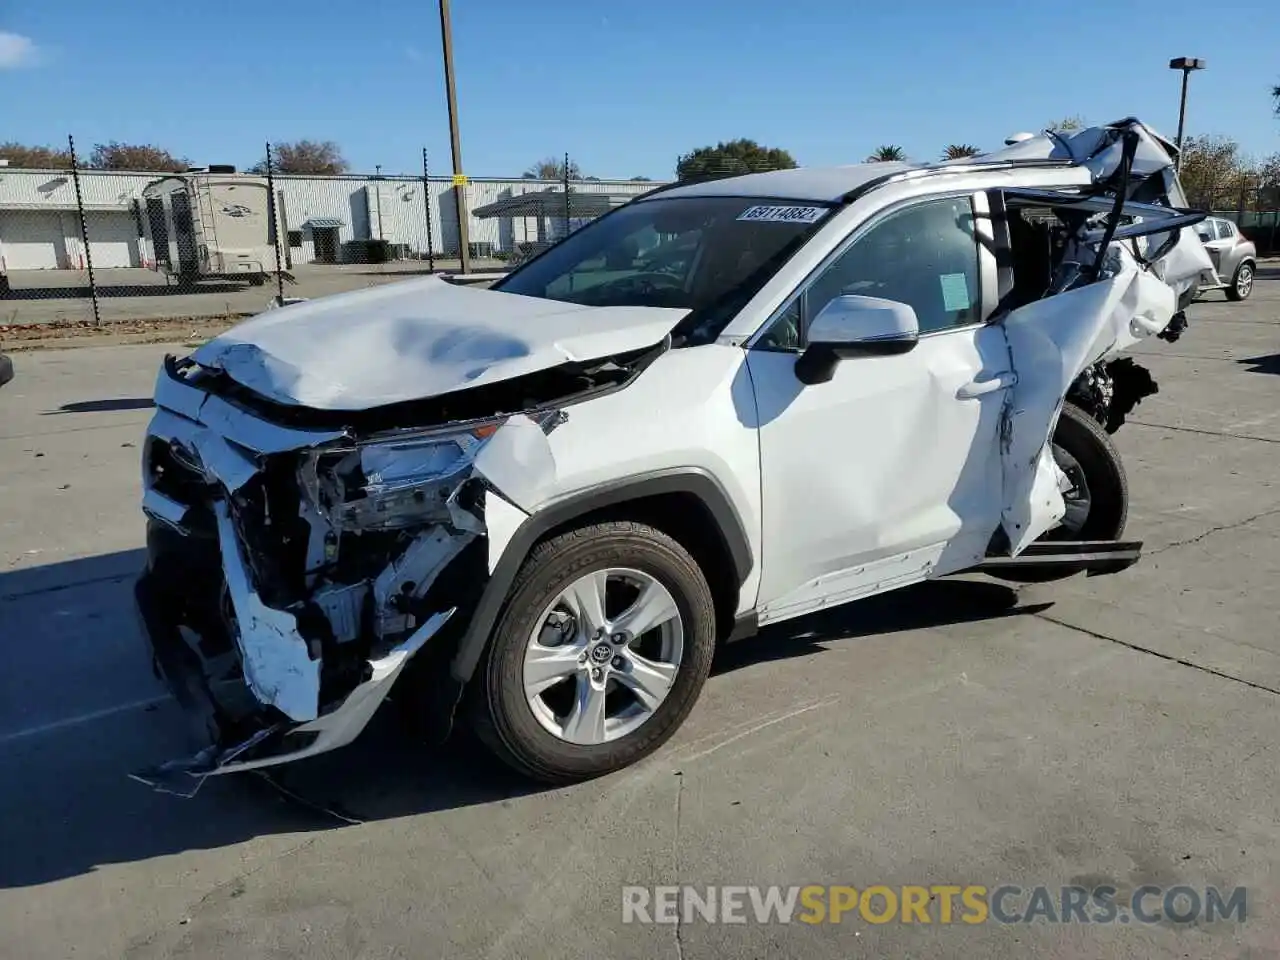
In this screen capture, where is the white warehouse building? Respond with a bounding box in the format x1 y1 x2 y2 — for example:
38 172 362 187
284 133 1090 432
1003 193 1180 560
0 163 663 272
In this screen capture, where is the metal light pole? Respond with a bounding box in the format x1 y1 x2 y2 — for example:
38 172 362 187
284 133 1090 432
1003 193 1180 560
1169 56 1206 171
439 0 471 273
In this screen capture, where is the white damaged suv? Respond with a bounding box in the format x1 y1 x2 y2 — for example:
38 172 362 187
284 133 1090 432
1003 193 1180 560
134 118 1212 790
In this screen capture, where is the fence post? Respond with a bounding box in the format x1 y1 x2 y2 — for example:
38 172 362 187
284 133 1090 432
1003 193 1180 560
563 152 571 240
422 148 436 273
66 135 101 326
264 142 286 305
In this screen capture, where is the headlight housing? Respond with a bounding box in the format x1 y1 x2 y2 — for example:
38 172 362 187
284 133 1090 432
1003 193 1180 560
303 420 502 533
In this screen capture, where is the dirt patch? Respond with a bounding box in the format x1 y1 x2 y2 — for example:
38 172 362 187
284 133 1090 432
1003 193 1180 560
0 314 245 352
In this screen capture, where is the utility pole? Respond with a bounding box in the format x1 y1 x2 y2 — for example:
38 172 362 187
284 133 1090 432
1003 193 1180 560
439 0 471 273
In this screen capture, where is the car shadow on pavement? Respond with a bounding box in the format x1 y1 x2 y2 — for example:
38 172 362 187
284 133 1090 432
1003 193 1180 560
1237 353 1280 376
46 398 156 414
715 578 1051 673
0 552 1049 889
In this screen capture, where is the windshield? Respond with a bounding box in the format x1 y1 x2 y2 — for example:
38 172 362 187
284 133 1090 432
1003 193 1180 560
492 195 835 341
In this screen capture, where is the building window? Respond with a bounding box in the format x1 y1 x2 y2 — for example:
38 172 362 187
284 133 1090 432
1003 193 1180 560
288 230 303 248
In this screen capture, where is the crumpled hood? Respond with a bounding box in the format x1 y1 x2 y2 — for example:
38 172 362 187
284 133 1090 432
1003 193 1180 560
193 276 689 410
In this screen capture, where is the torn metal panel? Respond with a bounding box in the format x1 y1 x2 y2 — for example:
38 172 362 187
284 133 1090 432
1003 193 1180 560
193 275 687 411
142 489 190 530
215 501 321 722
999 246 1176 553
472 413 561 513
372 527 472 638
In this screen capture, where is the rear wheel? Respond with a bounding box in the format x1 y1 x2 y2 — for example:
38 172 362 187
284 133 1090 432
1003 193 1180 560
1226 261 1254 301
471 521 716 784
994 402 1128 583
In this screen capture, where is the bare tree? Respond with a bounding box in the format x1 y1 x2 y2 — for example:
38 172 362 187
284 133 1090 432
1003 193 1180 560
252 140 349 175
866 145 906 162
0 142 72 168
523 157 582 180
1179 135 1250 209
89 142 188 172
942 144 982 160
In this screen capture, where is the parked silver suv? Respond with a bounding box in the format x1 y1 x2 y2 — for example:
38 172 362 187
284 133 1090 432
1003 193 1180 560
1196 216 1256 301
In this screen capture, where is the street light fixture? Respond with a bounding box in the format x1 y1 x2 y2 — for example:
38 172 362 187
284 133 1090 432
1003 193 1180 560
1169 56 1206 169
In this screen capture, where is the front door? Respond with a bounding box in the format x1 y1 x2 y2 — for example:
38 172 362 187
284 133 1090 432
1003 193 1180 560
313 227 338 264
747 194 1011 624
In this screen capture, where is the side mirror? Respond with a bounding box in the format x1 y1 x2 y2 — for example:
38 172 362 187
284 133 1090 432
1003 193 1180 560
795 295 920 385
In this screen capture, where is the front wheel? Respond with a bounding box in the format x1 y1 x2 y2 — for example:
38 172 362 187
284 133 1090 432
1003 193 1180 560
994 402 1129 584
471 521 717 784
1226 261 1254 301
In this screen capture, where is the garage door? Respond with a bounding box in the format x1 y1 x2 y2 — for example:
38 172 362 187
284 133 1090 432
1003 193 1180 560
85 212 140 268
0 211 65 270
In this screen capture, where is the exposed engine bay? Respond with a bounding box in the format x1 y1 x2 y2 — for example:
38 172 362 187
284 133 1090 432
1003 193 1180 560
132 340 661 794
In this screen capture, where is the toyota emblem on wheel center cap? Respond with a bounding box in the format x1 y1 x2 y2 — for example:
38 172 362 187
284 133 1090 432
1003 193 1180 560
590 643 613 664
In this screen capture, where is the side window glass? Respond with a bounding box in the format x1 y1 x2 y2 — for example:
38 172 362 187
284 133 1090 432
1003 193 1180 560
756 299 801 352
806 197 981 335
1216 220 1235 240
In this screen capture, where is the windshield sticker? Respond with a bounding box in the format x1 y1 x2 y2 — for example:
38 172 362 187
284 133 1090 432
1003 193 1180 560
939 272 972 312
736 205 827 224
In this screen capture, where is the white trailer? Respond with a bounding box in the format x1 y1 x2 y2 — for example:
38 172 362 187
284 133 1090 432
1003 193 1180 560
140 171 287 285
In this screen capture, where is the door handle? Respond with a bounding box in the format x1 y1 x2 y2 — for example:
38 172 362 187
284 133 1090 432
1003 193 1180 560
957 371 1017 399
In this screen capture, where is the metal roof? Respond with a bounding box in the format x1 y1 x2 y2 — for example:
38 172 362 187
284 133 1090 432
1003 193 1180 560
472 189 632 219
303 217 344 229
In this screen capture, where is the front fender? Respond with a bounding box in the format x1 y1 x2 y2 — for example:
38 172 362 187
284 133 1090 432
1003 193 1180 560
450 468 753 682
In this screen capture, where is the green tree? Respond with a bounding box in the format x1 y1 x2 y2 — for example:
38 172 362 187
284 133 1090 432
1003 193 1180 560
675 139 797 181
1046 115 1086 133
251 140 348 175
523 157 582 180
1272 82 1279 115
866 145 906 162
0 142 72 168
942 144 982 160
89 142 188 172
631 175 652 181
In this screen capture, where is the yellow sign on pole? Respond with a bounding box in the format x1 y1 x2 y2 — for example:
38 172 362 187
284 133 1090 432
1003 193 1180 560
452 174 468 186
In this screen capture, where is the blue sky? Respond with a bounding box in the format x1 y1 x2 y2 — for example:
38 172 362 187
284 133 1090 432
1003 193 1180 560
2 0 1277 179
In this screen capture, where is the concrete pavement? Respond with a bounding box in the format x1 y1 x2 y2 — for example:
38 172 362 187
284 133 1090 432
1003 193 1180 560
0 275 1277 958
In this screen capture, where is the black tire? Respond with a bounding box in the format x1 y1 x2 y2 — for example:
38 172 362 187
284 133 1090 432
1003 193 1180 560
1226 261 1254 302
994 402 1128 584
471 521 716 784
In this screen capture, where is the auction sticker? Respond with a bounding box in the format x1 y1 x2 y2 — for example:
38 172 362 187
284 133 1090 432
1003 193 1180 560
737 205 827 224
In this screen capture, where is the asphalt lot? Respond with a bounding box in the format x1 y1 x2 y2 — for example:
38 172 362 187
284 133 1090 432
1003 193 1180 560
2 261 505 326
1 271 1278 958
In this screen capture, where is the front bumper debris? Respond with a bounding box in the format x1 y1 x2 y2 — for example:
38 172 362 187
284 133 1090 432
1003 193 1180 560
132 565 453 797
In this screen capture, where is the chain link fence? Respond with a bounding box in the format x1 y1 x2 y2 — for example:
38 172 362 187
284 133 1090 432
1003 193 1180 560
0 141 666 328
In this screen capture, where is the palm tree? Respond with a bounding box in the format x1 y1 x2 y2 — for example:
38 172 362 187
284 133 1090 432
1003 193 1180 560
942 144 982 160
866 145 906 162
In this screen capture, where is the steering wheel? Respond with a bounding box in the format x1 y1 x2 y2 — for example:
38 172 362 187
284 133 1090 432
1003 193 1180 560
615 271 685 295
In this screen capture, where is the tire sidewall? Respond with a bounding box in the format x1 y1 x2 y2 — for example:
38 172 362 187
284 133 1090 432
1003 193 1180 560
1049 403 1127 541
483 525 716 780
1230 262 1253 300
